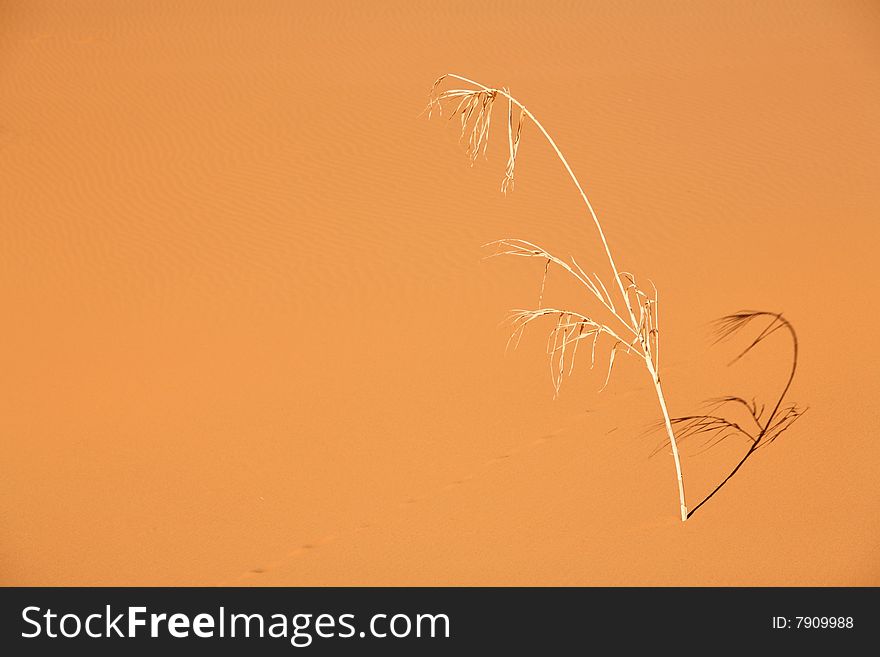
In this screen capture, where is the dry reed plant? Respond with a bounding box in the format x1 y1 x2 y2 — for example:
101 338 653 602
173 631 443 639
427 73 689 522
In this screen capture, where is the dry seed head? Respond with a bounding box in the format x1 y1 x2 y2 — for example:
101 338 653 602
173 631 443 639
428 79 527 193
502 96 525 194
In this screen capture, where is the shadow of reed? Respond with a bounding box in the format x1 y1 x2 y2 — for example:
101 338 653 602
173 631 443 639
649 311 808 519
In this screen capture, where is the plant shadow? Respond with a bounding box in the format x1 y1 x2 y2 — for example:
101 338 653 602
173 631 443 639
649 311 808 519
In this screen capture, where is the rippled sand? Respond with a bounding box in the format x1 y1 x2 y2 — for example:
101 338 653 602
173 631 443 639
1 0 878 585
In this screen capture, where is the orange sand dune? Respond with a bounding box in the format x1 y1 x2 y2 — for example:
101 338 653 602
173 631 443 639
1 0 878 585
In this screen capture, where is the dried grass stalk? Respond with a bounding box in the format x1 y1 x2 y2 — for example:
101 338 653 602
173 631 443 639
428 73 688 521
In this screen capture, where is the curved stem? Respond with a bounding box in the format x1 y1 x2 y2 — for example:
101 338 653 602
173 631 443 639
443 73 638 329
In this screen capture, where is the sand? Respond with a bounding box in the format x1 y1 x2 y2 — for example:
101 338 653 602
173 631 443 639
1 0 878 586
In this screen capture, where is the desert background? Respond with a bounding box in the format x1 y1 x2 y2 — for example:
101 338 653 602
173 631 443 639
1 1 878 586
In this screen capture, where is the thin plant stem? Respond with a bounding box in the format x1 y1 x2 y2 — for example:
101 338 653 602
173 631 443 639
646 357 688 522
441 74 636 325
